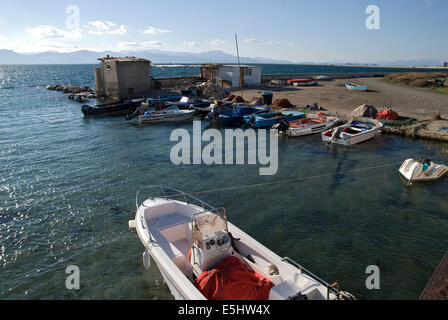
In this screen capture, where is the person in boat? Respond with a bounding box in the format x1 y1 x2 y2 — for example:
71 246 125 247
421 159 431 173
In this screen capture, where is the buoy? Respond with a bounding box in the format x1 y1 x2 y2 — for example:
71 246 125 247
128 220 136 229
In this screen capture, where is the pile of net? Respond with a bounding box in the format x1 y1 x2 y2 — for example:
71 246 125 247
272 98 293 108
200 82 228 99
376 108 399 121
351 104 378 118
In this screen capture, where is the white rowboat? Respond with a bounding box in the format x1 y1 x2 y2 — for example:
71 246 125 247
138 106 195 125
321 117 383 146
274 113 339 137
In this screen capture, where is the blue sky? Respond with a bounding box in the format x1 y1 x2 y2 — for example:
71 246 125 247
0 0 447 63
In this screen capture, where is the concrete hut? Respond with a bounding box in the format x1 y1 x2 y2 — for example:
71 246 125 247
94 55 152 99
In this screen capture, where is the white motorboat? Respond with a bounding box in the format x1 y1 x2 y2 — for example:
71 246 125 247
129 186 355 300
321 117 383 146
138 106 195 125
399 158 448 182
273 113 339 137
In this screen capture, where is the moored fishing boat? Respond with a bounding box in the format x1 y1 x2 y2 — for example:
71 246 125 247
399 159 448 182
129 186 355 300
345 83 368 91
245 111 305 129
209 105 270 127
274 113 339 137
287 79 318 86
321 117 383 146
135 105 195 125
81 99 143 117
167 96 212 111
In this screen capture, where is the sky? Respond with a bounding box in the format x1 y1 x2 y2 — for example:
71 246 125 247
0 0 447 63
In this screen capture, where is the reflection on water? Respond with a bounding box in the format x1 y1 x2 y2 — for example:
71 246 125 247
0 65 447 300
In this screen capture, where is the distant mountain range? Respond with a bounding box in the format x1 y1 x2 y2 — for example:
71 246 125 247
0 49 445 67
0 49 292 65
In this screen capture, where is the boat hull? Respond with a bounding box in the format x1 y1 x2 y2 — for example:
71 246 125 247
399 159 448 182
138 110 195 124
130 190 351 301
284 118 339 137
321 117 383 146
345 83 368 91
288 79 318 86
81 100 142 117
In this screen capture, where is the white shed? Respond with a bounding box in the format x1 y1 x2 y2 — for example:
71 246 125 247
216 65 262 88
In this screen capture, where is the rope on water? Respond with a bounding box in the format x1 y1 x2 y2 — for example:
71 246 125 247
187 154 448 196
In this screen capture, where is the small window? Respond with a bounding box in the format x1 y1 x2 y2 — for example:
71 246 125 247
106 65 111 71
244 68 252 76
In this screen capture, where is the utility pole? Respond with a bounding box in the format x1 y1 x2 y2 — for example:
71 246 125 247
235 33 243 99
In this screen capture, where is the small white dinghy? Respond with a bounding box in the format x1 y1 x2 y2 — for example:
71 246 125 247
399 159 448 182
321 117 383 146
129 186 355 300
138 105 195 125
273 113 339 137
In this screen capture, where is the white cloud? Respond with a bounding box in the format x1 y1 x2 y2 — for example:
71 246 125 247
118 41 163 50
267 41 280 45
26 25 83 41
87 20 127 35
244 38 262 44
0 35 7 42
211 38 229 47
183 41 200 48
0 39 81 53
142 26 171 35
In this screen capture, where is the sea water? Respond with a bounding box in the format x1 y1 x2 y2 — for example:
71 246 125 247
1 64 447 300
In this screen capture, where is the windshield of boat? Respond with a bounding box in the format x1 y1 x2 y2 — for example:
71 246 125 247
164 105 181 112
192 209 228 247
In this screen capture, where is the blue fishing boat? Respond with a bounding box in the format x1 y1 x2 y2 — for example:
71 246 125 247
345 83 368 91
245 111 305 128
145 96 182 108
210 105 270 126
166 96 212 110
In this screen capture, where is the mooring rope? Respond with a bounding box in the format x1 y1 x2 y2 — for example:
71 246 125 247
187 153 448 196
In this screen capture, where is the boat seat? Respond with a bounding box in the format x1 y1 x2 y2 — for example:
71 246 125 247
269 280 301 300
158 222 192 272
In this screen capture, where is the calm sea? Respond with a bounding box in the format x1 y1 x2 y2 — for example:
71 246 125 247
150 63 446 78
1 64 447 300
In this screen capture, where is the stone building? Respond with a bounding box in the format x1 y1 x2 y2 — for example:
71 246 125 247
94 56 152 99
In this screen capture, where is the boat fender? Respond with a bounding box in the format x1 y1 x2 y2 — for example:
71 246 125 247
143 249 151 269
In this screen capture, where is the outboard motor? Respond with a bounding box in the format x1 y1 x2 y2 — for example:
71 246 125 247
277 120 290 133
126 107 142 121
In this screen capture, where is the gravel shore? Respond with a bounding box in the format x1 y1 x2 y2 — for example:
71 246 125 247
237 77 448 121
